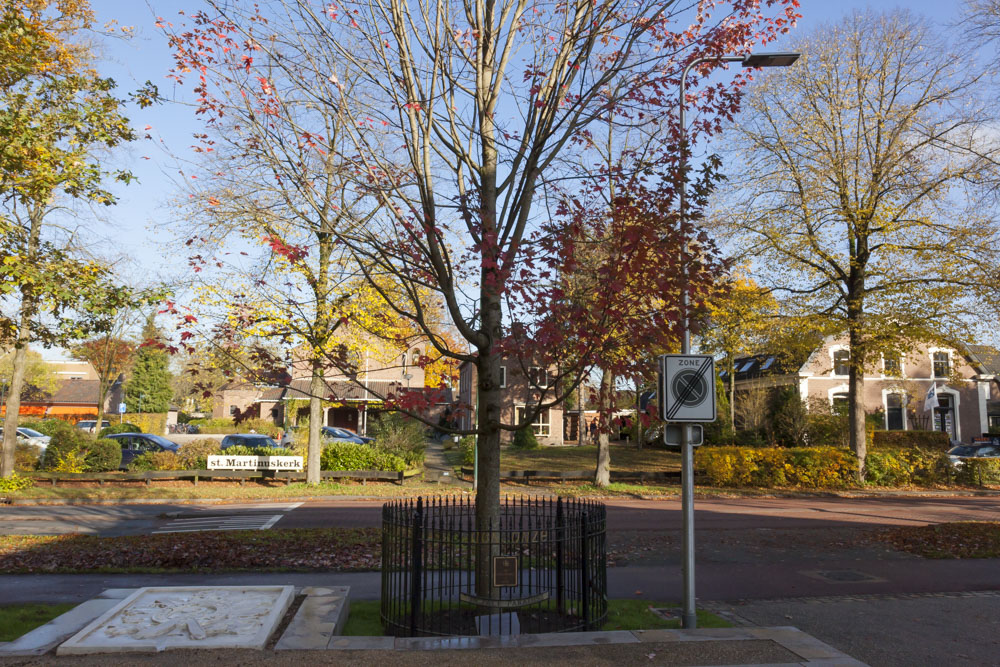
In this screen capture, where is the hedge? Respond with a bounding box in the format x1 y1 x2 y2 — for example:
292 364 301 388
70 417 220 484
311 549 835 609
697 446 857 488
100 423 142 437
85 439 123 472
320 442 406 472
189 418 282 438
865 448 950 486
120 413 167 436
872 431 950 450
954 459 1000 487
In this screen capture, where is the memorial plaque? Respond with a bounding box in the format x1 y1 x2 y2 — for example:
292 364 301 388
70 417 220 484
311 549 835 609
492 556 518 588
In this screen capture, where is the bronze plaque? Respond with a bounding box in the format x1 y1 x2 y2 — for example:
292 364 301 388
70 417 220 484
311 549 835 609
492 556 518 588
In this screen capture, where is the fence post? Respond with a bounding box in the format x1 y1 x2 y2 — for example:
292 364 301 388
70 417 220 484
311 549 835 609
556 497 564 614
410 496 424 636
581 509 590 629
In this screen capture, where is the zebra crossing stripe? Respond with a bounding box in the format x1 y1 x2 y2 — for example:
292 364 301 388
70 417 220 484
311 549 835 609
153 513 284 534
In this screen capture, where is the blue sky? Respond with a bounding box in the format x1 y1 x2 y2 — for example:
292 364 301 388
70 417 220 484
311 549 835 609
86 0 977 280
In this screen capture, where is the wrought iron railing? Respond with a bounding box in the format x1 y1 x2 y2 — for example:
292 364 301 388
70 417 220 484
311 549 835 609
381 495 607 637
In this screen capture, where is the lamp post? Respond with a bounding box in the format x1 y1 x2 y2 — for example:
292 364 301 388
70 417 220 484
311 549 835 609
677 51 799 630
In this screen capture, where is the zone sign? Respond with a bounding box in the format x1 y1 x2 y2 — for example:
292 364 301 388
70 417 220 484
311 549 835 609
658 354 716 423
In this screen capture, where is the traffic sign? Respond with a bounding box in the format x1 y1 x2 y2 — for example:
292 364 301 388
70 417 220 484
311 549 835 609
664 424 703 447
658 354 716 422
118 402 127 414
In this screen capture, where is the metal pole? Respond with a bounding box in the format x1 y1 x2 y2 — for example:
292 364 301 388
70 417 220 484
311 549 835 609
677 54 742 630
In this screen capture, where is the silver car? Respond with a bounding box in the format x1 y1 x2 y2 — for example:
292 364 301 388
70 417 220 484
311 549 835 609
0 427 50 450
947 444 1000 468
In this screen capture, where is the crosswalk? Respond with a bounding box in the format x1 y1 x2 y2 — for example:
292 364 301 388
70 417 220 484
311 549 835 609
152 502 302 534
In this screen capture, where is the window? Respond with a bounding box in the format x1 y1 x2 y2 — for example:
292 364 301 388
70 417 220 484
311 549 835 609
933 351 950 378
886 394 904 430
832 392 849 415
760 356 776 371
499 366 506 388
229 405 238 416
528 366 548 388
883 354 901 376
411 348 421 366
515 406 550 436
833 349 850 376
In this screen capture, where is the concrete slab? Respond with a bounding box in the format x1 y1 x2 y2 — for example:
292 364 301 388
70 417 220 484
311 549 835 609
57 585 294 655
327 636 395 650
274 586 350 650
0 599 118 656
95 589 137 600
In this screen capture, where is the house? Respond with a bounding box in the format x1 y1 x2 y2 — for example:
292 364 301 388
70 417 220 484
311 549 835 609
728 335 1000 442
213 340 449 434
457 359 565 446
0 352 122 421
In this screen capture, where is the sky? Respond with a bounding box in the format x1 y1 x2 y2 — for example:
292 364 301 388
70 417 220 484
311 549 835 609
63 0 986 356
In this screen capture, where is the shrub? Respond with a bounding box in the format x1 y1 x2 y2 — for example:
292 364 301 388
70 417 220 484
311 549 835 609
15 443 43 472
459 436 476 466
368 413 426 466
511 427 540 450
18 419 68 437
320 442 406 472
221 445 295 457
177 439 222 469
41 427 94 471
121 413 167 435
129 451 183 471
51 449 87 473
696 446 857 488
872 430 951 450
864 448 950 486
953 459 1000 487
189 417 281 437
0 473 34 492
84 439 123 472
99 423 143 437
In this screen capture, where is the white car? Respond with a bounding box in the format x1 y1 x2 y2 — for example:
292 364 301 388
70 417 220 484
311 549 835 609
75 420 111 434
0 427 50 450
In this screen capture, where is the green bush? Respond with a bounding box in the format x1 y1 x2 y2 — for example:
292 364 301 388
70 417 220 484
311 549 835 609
18 419 68 437
99 423 142 437
511 427 540 450
953 459 1000 487
84 439 123 472
0 473 34 492
368 413 426 466
177 439 222 469
220 445 296 457
459 436 476 466
15 443 43 472
120 413 167 435
189 417 234 428
872 430 951 450
696 446 858 488
189 417 281 437
41 427 94 471
320 442 406 472
865 448 951 486
128 451 183 471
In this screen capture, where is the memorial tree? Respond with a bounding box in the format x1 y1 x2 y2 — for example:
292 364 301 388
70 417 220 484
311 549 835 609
714 10 1000 480
165 0 799 572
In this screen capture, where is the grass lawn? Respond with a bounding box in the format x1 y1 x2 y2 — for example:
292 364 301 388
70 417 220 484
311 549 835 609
0 604 75 641
878 521 1000 558
342 599 730 636
499 443 681 473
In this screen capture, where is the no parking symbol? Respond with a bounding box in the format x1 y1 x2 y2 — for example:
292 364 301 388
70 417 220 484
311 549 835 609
658 354 716 422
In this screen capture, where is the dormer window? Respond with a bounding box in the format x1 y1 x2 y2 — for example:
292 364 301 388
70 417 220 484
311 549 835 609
833 349 850 376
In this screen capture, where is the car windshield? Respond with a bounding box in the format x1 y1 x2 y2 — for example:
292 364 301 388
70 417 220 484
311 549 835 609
144 434 177 448
948 446 978 457
19 428 44 437
233 435 278 447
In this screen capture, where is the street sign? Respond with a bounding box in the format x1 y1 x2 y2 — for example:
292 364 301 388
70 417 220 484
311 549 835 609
664 424 703 447
118 403 127 414
658 354 716 422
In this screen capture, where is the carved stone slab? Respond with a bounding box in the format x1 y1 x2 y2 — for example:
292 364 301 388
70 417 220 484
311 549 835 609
58 586 294 655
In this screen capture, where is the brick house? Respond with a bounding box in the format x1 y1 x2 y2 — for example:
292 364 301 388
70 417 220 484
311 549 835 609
729 335 1000 443
457 359 565 446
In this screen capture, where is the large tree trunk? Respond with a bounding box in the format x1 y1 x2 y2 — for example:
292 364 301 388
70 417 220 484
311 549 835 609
2 204 43 477
307 364 323 484
728 359 736 444
594 370 612 486
848 321 867 483
474 292 503 597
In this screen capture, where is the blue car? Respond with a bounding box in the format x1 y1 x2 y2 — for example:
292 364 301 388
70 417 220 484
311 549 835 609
220 433 281 450
320 426 374 445
104 433 180 469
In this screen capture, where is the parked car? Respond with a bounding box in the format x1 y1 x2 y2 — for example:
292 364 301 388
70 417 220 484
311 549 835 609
75 420 111 434
220 433 281 450
103 433 180 469
320 426 374 445
947 444 1000 468
0 427 51 451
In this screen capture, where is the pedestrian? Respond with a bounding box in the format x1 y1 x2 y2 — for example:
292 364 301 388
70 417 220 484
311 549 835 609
589 419 597 443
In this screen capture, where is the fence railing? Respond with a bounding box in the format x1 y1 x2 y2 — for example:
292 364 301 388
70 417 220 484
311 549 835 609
381 495 607 638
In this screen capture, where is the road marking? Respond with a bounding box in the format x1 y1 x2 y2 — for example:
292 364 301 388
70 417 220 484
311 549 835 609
153 513 284 534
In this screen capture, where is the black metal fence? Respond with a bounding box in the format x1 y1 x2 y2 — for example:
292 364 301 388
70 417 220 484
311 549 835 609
381 495 607 637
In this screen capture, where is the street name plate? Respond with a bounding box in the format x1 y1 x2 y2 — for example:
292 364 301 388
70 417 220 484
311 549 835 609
492 556 518 588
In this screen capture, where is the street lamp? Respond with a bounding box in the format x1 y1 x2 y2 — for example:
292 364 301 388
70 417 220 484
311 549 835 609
676 51 800 630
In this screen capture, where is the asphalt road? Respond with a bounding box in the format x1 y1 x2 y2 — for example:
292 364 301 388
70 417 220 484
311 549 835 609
3 495 998 536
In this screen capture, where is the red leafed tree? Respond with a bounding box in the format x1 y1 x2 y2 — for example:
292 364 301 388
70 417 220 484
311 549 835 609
164 0 799 575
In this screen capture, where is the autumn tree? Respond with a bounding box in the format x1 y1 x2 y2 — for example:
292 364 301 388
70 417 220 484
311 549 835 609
166 0 799 568
71 336 134 429
0 348 57 402
714 10 1000 480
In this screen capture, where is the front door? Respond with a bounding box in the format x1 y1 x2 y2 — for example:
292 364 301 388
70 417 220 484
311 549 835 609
328 407 359 430
934 395 956 440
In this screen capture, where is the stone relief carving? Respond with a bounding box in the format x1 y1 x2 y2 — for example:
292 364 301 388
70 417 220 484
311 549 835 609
103 590 274 641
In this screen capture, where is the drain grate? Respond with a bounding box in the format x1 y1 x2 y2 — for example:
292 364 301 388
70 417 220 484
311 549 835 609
800 569 886 583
